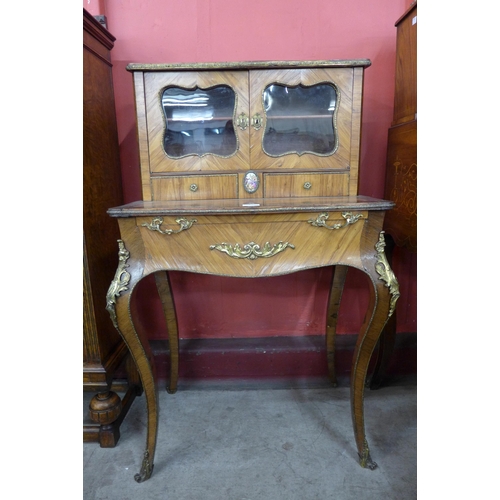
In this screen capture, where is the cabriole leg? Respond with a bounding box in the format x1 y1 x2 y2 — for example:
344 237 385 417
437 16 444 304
369 233 397 390
351 231 400 469
106 239 159 483
325 265 348 387
155 271 180 394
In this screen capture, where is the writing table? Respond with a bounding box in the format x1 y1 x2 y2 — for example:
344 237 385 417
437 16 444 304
106 194 399 482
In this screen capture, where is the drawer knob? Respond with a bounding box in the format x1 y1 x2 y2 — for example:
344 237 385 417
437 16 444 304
303 182 312 190
190 183 198 192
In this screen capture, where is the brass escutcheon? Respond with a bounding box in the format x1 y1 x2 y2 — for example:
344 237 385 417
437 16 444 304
236 112 249 130
251 113 263 130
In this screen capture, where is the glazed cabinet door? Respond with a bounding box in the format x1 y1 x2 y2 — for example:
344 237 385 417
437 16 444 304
142 71 251 175
248 68 357 173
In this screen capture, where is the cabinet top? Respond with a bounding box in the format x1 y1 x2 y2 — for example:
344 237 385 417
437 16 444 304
395 1 416 26
108 196 392 217
126 59 371 72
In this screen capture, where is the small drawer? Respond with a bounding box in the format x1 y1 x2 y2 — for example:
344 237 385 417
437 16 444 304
263 172 349 198
152 174 238 201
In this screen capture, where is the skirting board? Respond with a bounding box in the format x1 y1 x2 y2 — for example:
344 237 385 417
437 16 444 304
145 333 416 386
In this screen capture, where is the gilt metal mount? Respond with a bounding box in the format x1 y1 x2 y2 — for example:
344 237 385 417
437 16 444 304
134 450 154 483
251 112 263 130
307 212 364 230
236 112 249 130
142 217 197 235
358 438 378 470
210 241 295 260
375 231 400 318
105 240 131 328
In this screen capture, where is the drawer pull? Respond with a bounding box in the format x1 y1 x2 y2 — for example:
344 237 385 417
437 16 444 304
210 240 295 260
307 212 363 230
303 182 312 190
190 183 198 192
142 217 197 235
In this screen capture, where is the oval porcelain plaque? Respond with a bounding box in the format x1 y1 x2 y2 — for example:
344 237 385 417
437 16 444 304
243 171 260 194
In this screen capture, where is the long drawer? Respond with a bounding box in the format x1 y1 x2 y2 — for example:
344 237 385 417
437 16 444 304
134 209 370 278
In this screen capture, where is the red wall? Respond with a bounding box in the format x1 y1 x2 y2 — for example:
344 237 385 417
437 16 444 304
85 0 416 339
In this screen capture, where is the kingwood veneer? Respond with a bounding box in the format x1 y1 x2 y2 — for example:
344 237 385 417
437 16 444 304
105 60 400 482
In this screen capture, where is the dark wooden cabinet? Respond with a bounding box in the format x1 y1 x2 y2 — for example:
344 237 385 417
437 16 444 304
371 2 417 389
83 8 139 446
383 1 417 251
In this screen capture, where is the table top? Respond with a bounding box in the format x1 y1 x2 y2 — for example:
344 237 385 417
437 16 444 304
126 59 372 72
108 196 394 217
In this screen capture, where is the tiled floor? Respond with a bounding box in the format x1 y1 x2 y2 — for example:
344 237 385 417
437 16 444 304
83 376 416 499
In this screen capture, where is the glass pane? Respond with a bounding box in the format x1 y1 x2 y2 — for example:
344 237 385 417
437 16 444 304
162 86 237 158
262 83 337 156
